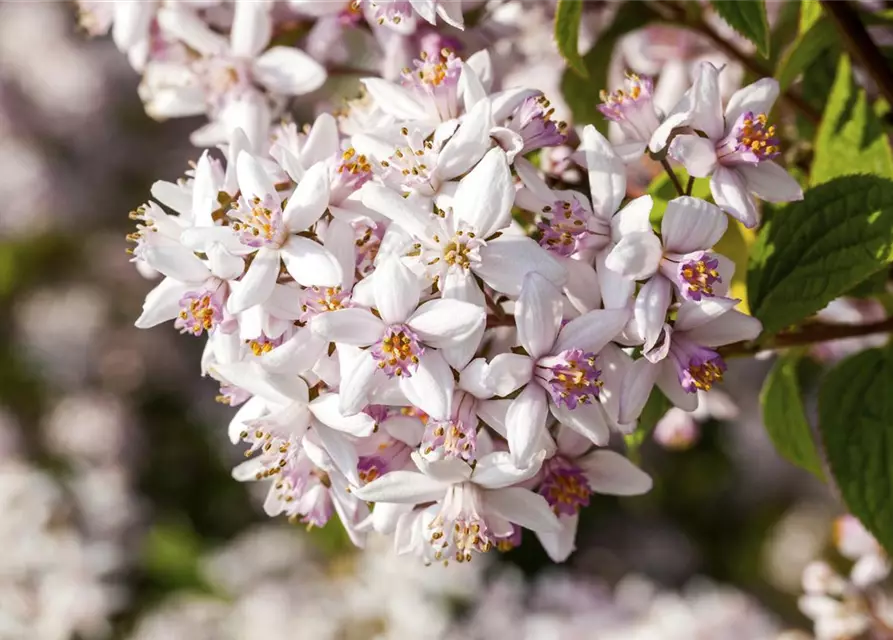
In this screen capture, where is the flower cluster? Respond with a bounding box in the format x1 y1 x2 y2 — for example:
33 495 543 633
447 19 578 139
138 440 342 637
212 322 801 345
120 2 796 565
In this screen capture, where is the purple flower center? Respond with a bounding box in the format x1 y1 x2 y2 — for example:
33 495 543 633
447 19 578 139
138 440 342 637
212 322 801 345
537 199 592 257
232 194 287 248
401 49 461 121
717 111 780 165
538 456 592 517
597 74 660 141
421 418 477 462
371 324 424 378
300 286 350 322
176 289 224 336
537 349 602 409
677 252 721 301
357 455 387 484
670 339 727 393
508 95 568 154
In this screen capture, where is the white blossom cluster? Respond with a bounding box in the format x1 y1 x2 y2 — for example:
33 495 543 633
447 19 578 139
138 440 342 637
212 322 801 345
112 0 806 566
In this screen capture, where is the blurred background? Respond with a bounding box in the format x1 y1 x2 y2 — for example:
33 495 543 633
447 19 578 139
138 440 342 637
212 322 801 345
0 2 842 638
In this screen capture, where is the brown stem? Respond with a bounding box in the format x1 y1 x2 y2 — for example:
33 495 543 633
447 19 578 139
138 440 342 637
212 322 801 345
661 158 685 196
719 316 893 357
820 0 893 109
685 176 695 196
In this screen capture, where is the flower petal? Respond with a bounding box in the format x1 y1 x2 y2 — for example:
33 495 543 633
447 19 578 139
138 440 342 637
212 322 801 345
253 46 327 96
476 236 567 295
352 470 447 504
711 166 760 228
738 162 804 203
360 184 429 239
635 276 673 353
438 96 491 181
236 150 276 201
619 357 659 424
280 236 342 287
135 277 193 328
554 307 632 354
536 515 578 563
582 124 625 217
312 422 360 486
454 147 513 237
724 77 780 127
688 61 724 140
227 246 279 313
399 350 454 420
684 309 762 346
361 78 429 121
374 256 421 325
411 451 473 484
579 449 652 495
311 308 384 346
669 134 717 178
516 271 564 358
596 249 635 309
230 0 272 58
506 385 550 466
474 450 546 489
484 487 561 533
310 393 376 437
661 196 727 254
604 231 662 281
550 402 610 446
486 353 534 397
337 347 380 415
655 360 698 412
282 161 330 231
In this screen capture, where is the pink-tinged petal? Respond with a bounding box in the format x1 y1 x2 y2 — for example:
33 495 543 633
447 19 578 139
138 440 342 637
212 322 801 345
311 308 384 346
212 361 306 406
236 150 276 201
484 487 561 533
474 450 546 489
516 272 564 358
230 0 272 58
514 156 555 206
352 470 447 503
227 247 278 313
655 361 699 412
635 276 673 353
611 195 654 238
477 236 567 295
688 61 724 140
232 458 264 482
579 450 652 495
685 309 762 347
563 258 601 314
337 347 380 415
302 113 340 167
555 424 592 458
435 0 464 29
506 385 550 466
157 6 228 56
253 47 326 96
649 110 692 154
280 236 342 287
738 162 804 203
582 125 626 217
399 350 454 420
597 343 628 428
596 249 635 309
361 184 429 239
282 161 330 231
227 395 266 444
312 422 360 486
661 196 727 254
323 218 358 291
604 231 662 280
550 402 610 445
537 514 578 563
361 78 428 121
380 415 424 446
459 60 487 111
262 328 326 374
476 399 511 438
614 141 647 163
486 354 534 397
465 50 492 92
554 307 632 354
711 166 760 228
454 148 513 237
412 452 473 484
669 134 717 178
135 277 194 329
112 1 154 51
724 77 780 127
407 299 485 347
674 297 740 332
852 555 891 589
491 87 541 122
374 256 421 325
619 358 659 424
310 393 376 437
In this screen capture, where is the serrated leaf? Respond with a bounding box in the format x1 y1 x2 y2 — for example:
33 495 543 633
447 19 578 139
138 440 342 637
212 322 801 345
554 0 587 78
760 352 823 477
560 2 652 130
819 347 893 555
624 388 671 453
711 0 771 58
811 56 893 186
747 175 893 334
775 18 837 92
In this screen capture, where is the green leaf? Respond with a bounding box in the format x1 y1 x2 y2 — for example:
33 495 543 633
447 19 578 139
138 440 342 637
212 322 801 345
799 0 823 33
554 0 587 78
747 175 893 334
625 388 671 453
560 2 653 130
760 352 823 477
775 18 837 92
710 0 771 58
811 56 893 186
819 346 893 555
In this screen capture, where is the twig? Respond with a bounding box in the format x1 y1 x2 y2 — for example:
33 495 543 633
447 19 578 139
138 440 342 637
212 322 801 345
661 158 685 196
719 315 893 357
820 0 893 109
685 176 695 196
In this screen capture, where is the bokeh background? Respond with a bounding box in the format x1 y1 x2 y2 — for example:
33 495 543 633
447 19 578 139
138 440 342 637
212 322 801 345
0 3 843 638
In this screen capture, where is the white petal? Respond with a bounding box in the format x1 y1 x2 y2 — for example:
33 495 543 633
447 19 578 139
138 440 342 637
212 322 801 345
207 243 244 281
661 196 727 254
212 361 306 406
142 245 210 282
360 184 429 239
230 0 272 58
619 358 659 424
227 395 266 444
635 276 672 352
655 361 698 412
554 307 632 354
454 148 513 237
516 272 564 358
491 87 541 122
668 134 717 178
604 232 662 280
474 450 546 489
151 180 192 217
311 308 384 346
253 46 327 96
280 236 343 287
684 309 762 346
688 61 724 140
458 358 492 399
711 166 760 228
338 348 380 415
374 255 421 325
674 297 740 332
484 487 561 533
476 236 567 295
236 150 276 201
486 353 534 397
611 195 654 238
435 0 464 29
261 327 326 374
407 299 485 347
312 422 360 486
227 247 279 313
411 452 473 484
579 450 653 495
506 385 550 466
310 393 376 437
550 402 610 446
537 515 578 562
282 161 330 231
135 277 193 328
582 125 625 217
596 249 635 309
302 113 340 167
352 470 446 504
738 162 804 203
399 350 454 420
724 77 780 127
361 78 429 121
437 98 491 181
157 6 228 56
113 1 154 51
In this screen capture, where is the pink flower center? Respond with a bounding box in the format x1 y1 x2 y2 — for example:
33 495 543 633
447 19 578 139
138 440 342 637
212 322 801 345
372 325 424 378
422 418 477 462
670 339 726 393
539 456 592 517
232 195 287 248
176 288 224 336
538 199 592 257
717 111 780 165
677 252 721 301
508 95 568 154
537 349 603 409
